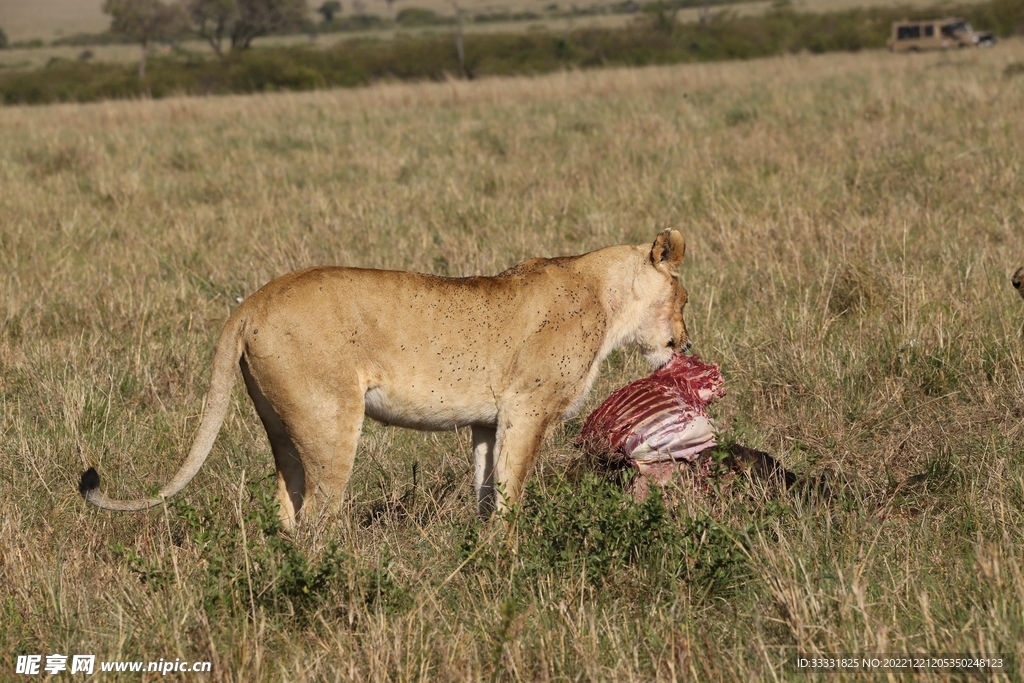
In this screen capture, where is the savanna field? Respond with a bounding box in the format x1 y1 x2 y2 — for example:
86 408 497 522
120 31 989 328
2 43 1024 681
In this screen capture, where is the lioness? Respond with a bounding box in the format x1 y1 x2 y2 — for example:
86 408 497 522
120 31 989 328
1014 267 1024 299
80 230 691 530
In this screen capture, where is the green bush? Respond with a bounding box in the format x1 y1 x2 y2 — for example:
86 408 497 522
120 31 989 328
396 8 454 26
225 50 328 91
460 473 753 599
51 30 134 46
336 13 386 31
472 11 542 23
11 38 45 49
516 474 685 583
113 487 410 621
964 0 1024 36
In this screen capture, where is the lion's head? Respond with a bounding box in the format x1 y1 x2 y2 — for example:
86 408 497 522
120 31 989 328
634 230 690 368
1013 268 1024 300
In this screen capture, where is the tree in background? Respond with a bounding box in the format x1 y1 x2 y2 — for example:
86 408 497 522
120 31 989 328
187 0 235 57
0 26 8 49
189 0 309 56
452 0 465 78
103 0 189 78
318 1 342 23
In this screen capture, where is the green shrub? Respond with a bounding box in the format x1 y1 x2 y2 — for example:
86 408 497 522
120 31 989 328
396 8 454 26
965 0 1024 36
225 50 327 91
338 13 386 31
11 38 45 49
113 486 410 621
51 30 134 46
516 474 683 583
472 11 542 23
460 473 753 599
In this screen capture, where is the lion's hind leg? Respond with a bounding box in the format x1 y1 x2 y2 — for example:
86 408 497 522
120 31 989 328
242 359 365 530
280 380 366 526
241 359 306 531
296 404 364 518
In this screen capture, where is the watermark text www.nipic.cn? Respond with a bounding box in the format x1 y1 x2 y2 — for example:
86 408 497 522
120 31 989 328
15 655 212 676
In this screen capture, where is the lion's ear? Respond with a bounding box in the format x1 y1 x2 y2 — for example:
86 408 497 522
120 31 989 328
650 229 685 269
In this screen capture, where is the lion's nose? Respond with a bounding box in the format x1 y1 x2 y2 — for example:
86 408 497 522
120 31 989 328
668 337 693 353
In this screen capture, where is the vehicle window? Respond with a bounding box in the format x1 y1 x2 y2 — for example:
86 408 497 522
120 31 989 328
941 24 955 36
924 25 934 36
897 25 921 39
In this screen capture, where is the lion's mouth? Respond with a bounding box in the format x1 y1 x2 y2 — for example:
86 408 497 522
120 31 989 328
642 347 676 369
668 339 692 353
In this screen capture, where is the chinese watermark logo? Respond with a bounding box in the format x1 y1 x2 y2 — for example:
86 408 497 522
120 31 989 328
16 654 208 675
17 655 94 675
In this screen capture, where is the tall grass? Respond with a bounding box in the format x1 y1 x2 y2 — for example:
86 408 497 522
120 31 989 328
2 43 1024 680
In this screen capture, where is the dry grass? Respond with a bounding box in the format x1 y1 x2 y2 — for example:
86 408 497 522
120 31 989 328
2 42 1024 680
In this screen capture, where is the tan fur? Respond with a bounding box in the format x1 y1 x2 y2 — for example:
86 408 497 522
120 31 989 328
1013 267 1024 300
80 230 691 530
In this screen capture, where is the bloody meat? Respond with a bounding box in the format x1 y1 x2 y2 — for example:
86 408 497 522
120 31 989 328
578 353 724 465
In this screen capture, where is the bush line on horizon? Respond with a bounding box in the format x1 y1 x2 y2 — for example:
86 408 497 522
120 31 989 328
2 0 1022 105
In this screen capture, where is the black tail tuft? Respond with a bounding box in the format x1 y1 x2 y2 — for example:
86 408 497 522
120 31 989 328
79 467 100 498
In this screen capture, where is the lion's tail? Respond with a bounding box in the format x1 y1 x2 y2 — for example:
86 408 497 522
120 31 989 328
79 308 247 512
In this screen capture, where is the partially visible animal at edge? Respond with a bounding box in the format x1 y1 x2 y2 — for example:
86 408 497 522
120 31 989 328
1013 267 1024 299
80 230 693 531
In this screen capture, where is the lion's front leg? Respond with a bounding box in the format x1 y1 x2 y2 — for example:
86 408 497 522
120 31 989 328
471 425 497 516
493 414 555 514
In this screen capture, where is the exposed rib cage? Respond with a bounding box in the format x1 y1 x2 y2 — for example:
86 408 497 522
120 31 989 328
578 353 725 465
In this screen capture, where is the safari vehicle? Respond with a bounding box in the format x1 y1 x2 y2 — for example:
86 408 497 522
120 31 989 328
888 17 996 52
